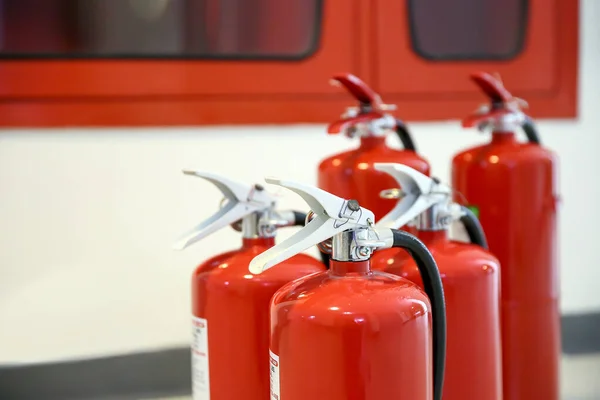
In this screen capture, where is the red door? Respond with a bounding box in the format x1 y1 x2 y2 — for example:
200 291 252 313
0 0 366 126
374 0 578 120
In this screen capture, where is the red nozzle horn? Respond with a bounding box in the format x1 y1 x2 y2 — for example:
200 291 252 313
470 71 514 103
462 72 514 128
330 73 383 107
328 73 386 134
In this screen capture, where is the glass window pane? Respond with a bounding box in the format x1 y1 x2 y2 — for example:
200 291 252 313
407 0 527 60
0 0 322 59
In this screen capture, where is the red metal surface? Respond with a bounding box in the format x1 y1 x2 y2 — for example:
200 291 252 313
270 258 433 399
371 230 502 399
376 0 578 120
191 237 325 400
0 0 577 126
452 132 560 400
318 136 430 221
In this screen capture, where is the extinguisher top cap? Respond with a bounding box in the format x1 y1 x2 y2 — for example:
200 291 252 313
374 163 452 229
172 170 277 251
249 177 376 274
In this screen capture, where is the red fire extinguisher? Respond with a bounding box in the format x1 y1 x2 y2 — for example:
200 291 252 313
452 72 560 400
249 178 446 400
173 170 326 400
318 72 430 222
371 163 502 400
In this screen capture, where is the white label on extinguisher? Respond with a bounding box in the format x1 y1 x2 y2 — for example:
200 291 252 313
192 316 210 400
270 350 281 399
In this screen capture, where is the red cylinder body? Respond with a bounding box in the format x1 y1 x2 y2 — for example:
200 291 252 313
371 230 502 399
191 237 325 400
318 136 430 221
452 131 560 399
269 258 433 400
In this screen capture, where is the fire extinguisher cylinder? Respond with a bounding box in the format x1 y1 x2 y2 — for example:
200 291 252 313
173 171 326 400
250 177 446 400
372 163 503 400
454 71 560 399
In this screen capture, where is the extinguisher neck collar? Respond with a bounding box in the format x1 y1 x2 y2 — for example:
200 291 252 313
242 236 276 248
416 229 448 243
491 131 517 143
359 135 387 149
329 259 371 276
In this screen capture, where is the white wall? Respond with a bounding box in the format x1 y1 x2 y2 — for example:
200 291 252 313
0 0 598 365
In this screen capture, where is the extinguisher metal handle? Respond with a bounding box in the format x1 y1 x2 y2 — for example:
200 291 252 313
374 163 451 229
172 170 277 251
249 177 376 274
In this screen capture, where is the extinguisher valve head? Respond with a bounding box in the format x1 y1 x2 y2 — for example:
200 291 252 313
374 163 452 229
249 177 381 274
328 72 399 138
172 170 279 251
464 71 532 132
436 203 466 228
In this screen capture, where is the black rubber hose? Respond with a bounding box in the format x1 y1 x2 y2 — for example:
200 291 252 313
459 206 489 250
320 251 331 269
292 211 308 226
522 116 541 145
392 229 446 400
395 119 417 151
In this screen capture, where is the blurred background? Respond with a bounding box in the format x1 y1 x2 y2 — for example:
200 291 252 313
0 0 598 399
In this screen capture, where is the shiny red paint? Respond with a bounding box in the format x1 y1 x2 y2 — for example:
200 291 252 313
269 258 433 400
318 136 430 221
372 230 502 399
191 237 325 400
452 132 559 400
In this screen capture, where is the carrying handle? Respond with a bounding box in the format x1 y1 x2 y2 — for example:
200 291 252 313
464 71 541 145
392 229 446 400
249 177 375 274
172 171 276 251
374 163 450 229
459 206 488 249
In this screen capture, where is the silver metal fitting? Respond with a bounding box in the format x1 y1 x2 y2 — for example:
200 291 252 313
331 228 394 261
417 202 465 231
